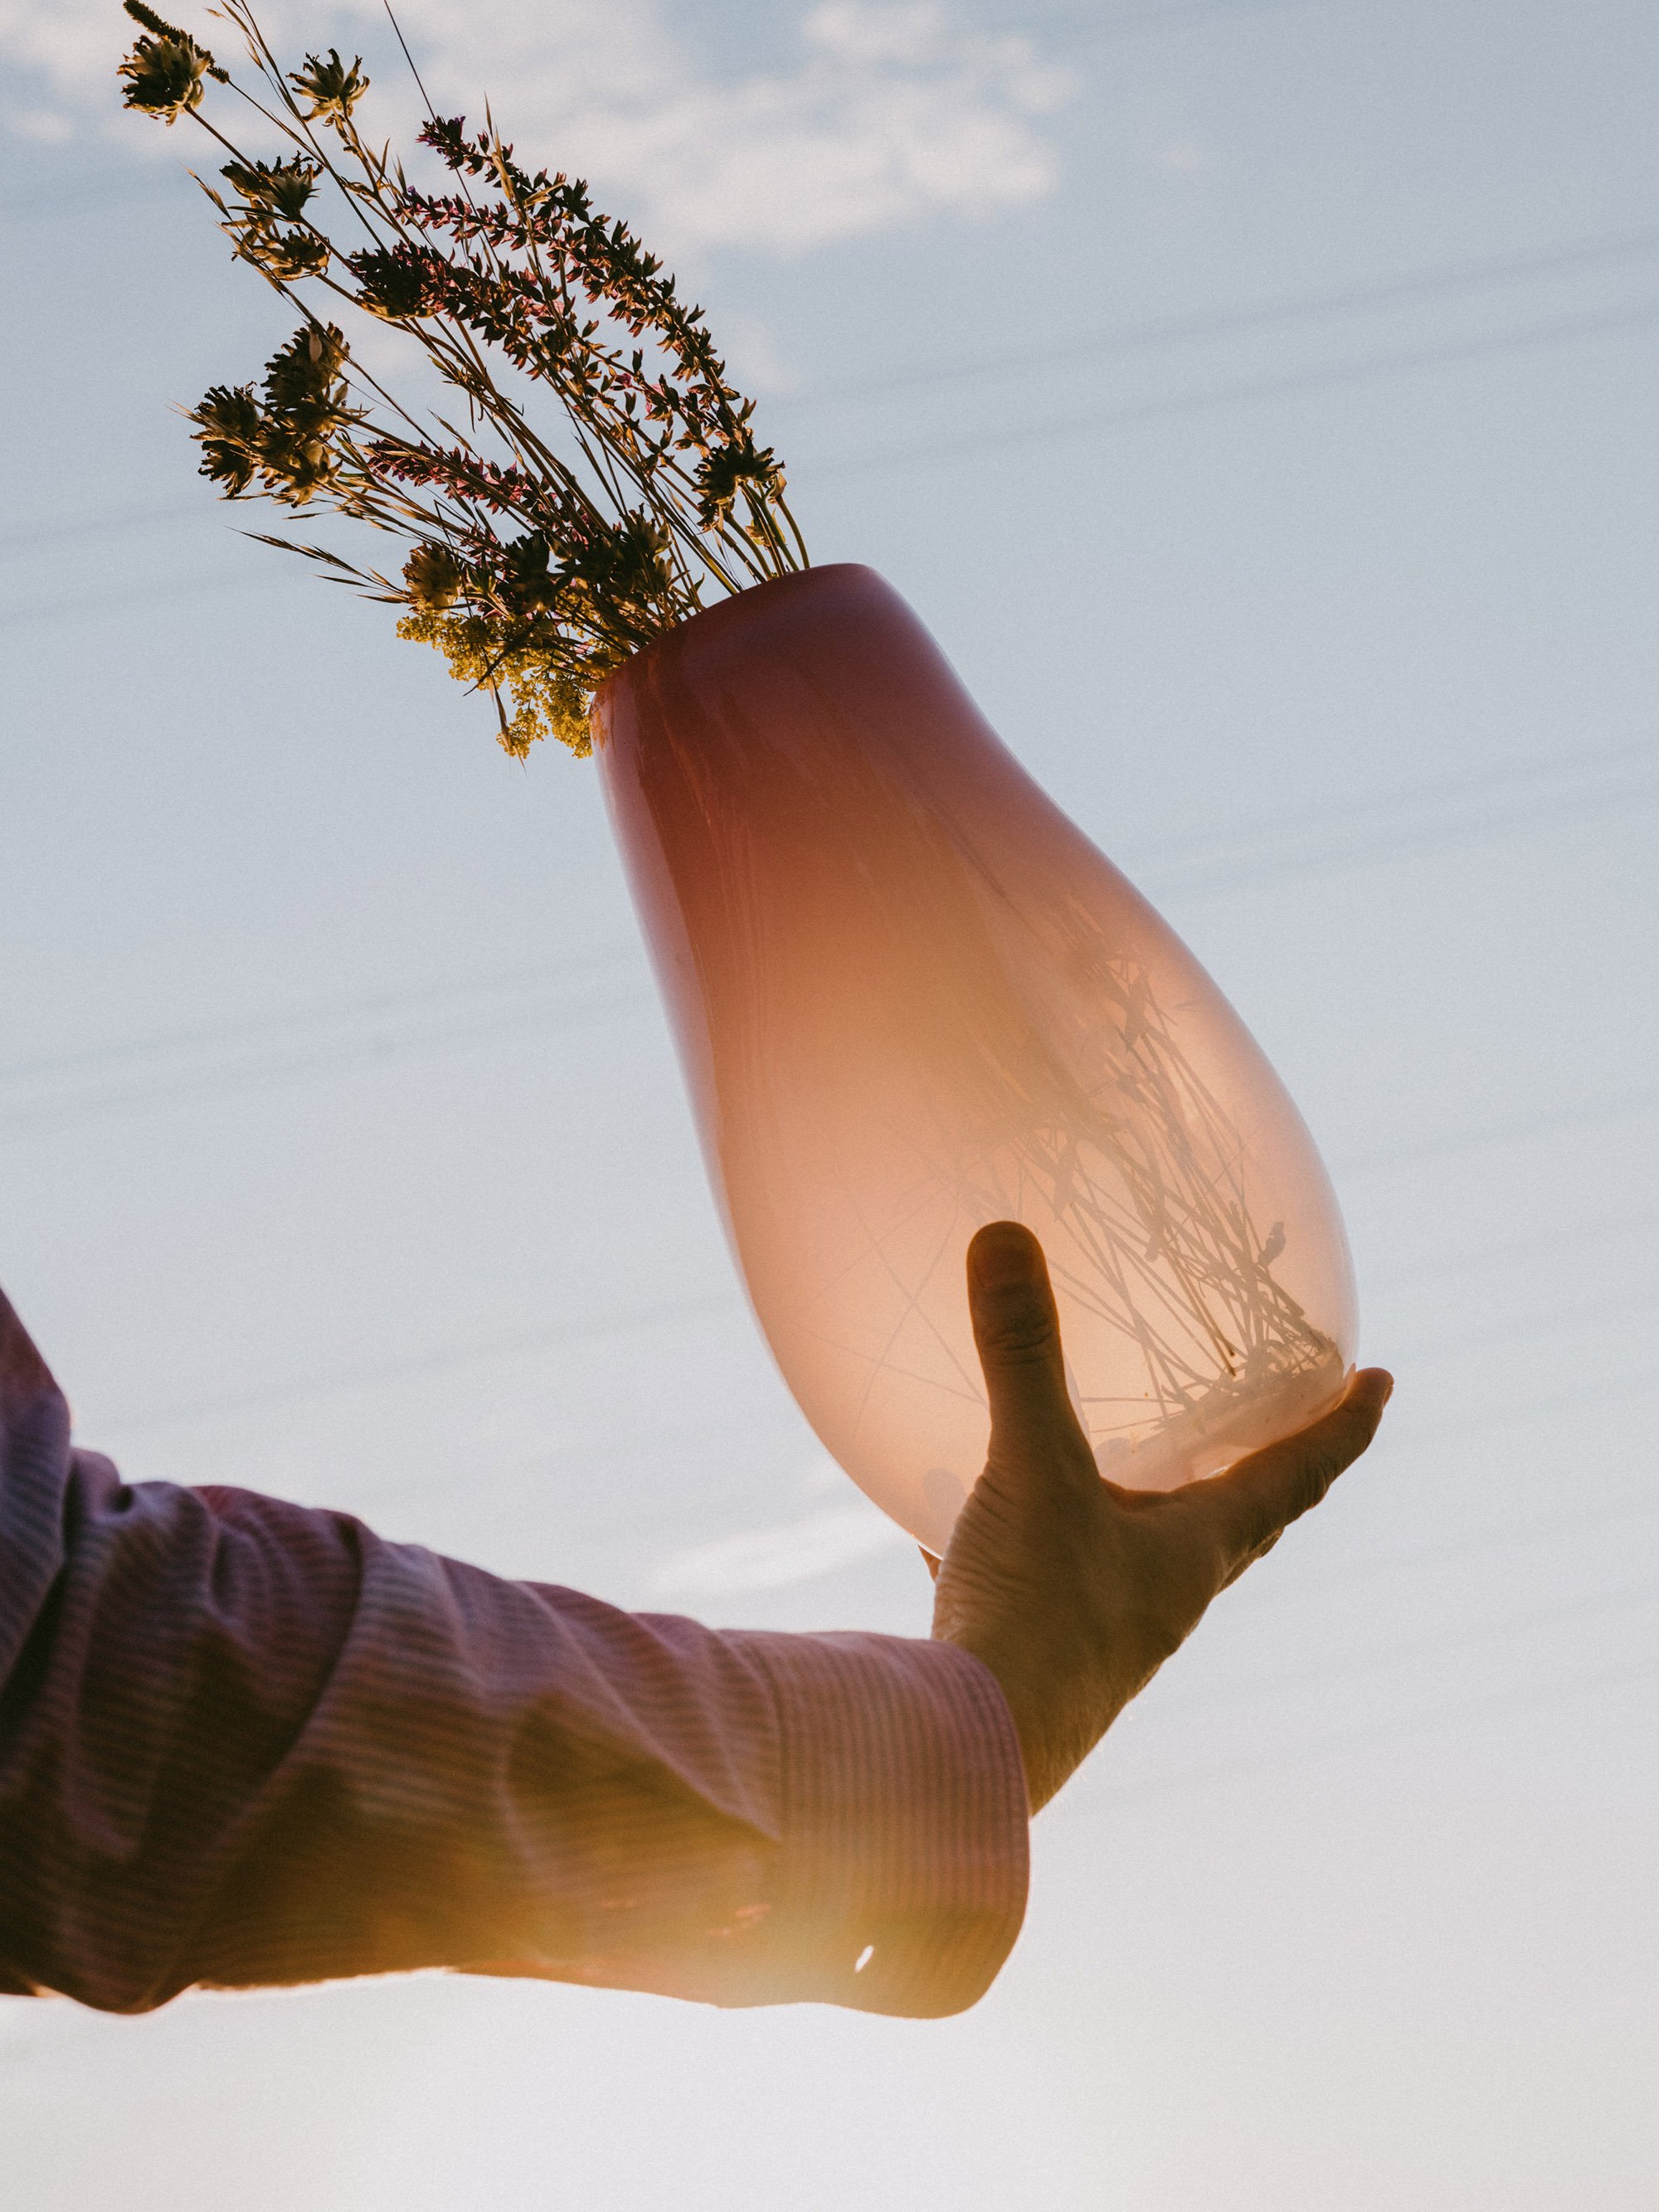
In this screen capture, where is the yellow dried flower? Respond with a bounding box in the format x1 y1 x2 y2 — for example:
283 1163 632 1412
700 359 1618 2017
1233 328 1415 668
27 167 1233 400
396 610 596 759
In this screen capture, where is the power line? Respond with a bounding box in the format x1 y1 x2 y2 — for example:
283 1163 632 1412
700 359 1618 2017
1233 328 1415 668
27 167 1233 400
1067 1650 1657 1813
1389 1282 1659 1371
1006 0 1322 41
814 294 1659 481
0 564 275 632
84 1264 1659 1444
11 286 1652 638
0 976 654 1136
3 746 1653 1135
0 168 191 225
132 1330 1656 1776
0 498 205 561
73 1271 1659 1764
1151 733 1657 863
1367 1359 1659 1456
8 293 1656 636
91 1287 738 1435
11 217 1659 565
1219 1359 1659 1612
1143 741 1658 901
1378 1200 1659 1291
0 943 640 1086
785 221 1659 414
368 1355 1659 1600
1175 1574 1659 1720
1257 1448 1659 1613
1336 1081 1659 1175
41 751 1639 1090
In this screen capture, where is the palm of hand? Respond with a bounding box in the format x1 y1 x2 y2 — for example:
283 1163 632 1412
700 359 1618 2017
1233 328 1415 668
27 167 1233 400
931 1224 1392 1812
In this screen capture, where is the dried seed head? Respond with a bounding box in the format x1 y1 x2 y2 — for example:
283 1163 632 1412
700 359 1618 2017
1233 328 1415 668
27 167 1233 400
119 30 214 122
221 155 319 221
288 47 369 127
403 542 465 610
262 323 351 418
188 382 264 495
119 2 227 123
349 247 445 322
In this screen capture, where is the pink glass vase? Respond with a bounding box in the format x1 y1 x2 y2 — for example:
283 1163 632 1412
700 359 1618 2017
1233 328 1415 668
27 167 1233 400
595 565 1357 1554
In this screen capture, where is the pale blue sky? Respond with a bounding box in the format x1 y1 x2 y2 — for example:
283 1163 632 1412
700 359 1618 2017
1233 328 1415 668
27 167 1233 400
2 1 1657 2205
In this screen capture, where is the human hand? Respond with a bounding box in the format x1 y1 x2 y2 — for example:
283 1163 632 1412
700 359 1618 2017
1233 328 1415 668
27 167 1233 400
930 1222 1392 1812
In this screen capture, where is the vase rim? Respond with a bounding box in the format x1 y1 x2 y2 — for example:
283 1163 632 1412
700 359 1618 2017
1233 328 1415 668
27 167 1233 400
590 563 884 731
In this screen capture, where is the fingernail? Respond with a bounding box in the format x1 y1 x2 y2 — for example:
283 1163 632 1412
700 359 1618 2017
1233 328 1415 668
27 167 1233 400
970 1223 1038 1289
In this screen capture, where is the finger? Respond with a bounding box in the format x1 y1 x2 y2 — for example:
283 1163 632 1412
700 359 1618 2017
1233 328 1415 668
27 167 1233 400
1195 1367 1393 1563
1217 1528 1280 1591
966 1223 1088 1456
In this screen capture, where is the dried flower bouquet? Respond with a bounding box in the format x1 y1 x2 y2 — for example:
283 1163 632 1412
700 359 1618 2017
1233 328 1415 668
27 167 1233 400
117 0 807 756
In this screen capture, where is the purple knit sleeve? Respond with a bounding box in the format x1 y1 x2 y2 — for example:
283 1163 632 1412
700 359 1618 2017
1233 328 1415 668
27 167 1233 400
0 1289 1028 2019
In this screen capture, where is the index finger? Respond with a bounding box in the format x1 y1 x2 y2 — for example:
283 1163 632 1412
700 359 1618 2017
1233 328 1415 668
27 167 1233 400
1191 1367 1394 1563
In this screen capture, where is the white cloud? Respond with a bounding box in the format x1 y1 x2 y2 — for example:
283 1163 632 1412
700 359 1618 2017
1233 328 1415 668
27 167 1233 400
0 0 111 88
12 104 73 142
2 0 1071 254
649 1500 909 1597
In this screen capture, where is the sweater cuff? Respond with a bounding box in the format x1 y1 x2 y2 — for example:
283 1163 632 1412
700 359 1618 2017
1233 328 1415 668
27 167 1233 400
732 1630 1029 2017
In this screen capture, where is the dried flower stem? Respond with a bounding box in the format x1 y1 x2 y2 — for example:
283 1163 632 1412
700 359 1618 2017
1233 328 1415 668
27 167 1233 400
118 0 807 756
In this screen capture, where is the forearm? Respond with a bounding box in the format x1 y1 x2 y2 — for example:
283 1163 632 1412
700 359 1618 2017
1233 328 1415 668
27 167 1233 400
0 1293 1027 2018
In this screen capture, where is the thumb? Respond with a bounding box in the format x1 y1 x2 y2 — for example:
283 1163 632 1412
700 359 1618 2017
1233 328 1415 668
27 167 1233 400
966 1223 1087 1456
